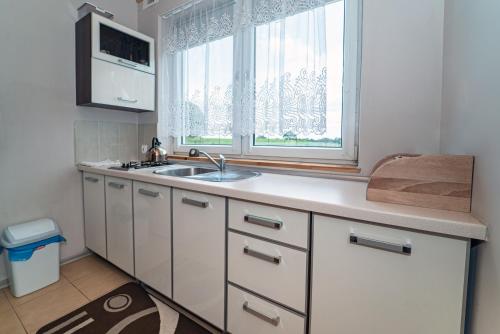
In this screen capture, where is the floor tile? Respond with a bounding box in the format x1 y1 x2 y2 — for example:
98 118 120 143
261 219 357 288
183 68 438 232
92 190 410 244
0 289 13 315
14 283 88 334
0 308 26 334
61 255 110 283
71 265 132 300
5 276 70 308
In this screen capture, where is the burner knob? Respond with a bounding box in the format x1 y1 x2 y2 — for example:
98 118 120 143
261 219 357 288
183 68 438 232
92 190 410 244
122 163 127 168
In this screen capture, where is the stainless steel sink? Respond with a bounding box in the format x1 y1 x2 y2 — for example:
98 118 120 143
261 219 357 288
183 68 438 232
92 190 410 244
154 167 260 182
189 170 261 182
154 167 217 177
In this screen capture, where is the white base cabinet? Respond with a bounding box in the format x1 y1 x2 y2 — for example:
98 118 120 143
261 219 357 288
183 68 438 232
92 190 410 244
133 182 172 298
310 215 469 334
172 189 225 329
81 172 474 334
83 173 106 258
105 176 134 276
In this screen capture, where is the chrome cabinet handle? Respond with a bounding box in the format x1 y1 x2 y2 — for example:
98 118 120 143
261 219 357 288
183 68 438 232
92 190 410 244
117 97 138 103
84 176 99 183
350 233 412 255
244 214 282 230
242 301 280 326
243 246 281 265
108 182 125 190
138 188 160 198
182 197 209 208
117 58 138 67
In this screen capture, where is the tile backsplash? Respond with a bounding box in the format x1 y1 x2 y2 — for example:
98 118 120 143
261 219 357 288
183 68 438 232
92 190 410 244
138 123 157 161
74 120 139 163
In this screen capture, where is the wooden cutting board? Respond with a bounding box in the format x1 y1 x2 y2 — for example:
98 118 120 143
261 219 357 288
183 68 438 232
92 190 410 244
366 154 474 212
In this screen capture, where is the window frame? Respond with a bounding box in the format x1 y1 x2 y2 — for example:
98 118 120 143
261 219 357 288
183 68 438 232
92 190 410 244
171 0 361 163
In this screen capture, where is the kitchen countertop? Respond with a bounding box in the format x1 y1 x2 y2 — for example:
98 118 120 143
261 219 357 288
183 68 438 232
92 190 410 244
78 164 487 240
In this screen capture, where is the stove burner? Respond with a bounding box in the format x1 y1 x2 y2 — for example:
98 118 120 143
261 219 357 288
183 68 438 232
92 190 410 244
109 160 175 171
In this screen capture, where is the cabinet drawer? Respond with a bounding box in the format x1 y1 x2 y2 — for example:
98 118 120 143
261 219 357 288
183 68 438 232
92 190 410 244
228 199 309 248
228 232 307 312
310 215 469 334
228 285 305 334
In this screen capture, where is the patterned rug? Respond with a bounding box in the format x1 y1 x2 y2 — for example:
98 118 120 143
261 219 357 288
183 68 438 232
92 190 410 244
36 282 210 334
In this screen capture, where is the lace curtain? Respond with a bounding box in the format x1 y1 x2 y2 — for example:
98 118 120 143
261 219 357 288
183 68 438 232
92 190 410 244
158 0 330 142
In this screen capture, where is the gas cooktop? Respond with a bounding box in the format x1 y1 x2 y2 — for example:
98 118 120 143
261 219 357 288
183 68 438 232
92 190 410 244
109 160 175 171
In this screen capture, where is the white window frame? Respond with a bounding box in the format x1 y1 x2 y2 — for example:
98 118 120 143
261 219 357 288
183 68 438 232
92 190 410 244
171 0 361 162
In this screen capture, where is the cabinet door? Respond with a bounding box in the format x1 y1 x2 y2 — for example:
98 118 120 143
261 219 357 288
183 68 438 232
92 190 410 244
83 173 106 258
172 189 225 329
133 182 171 298
91 58 155 111
310 215 469 334
105 176 134 276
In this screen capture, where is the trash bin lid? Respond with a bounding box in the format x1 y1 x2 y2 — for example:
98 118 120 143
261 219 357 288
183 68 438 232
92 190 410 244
1 218 61 248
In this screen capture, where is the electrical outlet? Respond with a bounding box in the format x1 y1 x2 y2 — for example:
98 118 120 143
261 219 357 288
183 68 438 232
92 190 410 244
141 145 149 154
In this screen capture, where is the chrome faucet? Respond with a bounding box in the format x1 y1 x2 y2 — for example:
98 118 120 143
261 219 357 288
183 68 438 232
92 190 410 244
199 151 226 172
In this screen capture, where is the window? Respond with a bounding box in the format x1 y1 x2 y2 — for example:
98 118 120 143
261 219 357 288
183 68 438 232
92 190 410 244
180 36 234 147
160 0 361 162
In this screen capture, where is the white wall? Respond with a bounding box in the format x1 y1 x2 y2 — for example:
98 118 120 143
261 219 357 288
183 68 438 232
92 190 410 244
0 0 139 282
137 0 445 175
357 0 444 173
441 0 500 332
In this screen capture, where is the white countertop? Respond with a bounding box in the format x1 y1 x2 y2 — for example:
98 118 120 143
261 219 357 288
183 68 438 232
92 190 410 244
78 164 487 240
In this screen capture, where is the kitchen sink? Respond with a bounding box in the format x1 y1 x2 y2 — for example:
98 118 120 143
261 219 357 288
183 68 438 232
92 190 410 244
189 170 261 182
154 167 260 182
154 167 217 177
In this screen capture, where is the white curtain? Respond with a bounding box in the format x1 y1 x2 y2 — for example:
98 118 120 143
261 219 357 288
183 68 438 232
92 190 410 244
159 0 331 142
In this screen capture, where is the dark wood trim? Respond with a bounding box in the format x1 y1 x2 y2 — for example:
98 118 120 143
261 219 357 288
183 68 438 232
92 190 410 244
168 155 361 174
75 13 92 106
79 102 154 113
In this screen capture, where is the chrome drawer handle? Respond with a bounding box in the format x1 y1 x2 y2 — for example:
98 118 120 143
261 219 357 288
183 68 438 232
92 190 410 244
242 301 280 326
349 233 412 255
84 176 99 183
117 58 138 67
108 182 125 189
138 188 160 198
243 246 281 265
244 215 282 230
182 197 209 208
117 97 138 103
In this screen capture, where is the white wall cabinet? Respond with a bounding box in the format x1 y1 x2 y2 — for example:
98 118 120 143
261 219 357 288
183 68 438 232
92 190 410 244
133 182 172 298
82 172 106 258
91 59 155 111
76 12 155 112
172 189 225 329
105 176 134 276
310 215 469 334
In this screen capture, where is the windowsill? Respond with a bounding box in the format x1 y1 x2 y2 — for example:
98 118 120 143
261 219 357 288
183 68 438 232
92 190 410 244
168 155 361 174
